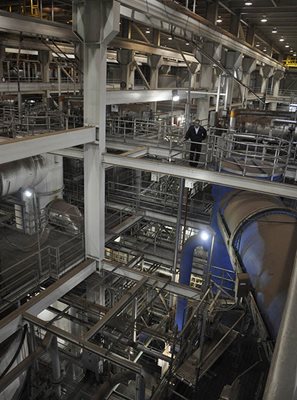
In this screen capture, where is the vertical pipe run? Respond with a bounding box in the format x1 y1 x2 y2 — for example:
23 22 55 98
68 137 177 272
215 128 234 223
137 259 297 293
263 250 297 400
49 335 61 397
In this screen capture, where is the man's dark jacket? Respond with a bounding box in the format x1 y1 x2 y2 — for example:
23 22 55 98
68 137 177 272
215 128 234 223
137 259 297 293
185 125 207 142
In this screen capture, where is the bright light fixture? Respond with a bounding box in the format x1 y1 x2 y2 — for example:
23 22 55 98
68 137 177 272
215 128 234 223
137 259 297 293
185 41 190 46
216 16 223 23
261 16 268 22
168 36 173 41
285 44 290 48
200 231 210 241
245 1 252 5
279 38 285 42
23 189 33 198
272 27 277 33
145 28 150 34
256 43 260 47
172 89 180 102
294 53 297 57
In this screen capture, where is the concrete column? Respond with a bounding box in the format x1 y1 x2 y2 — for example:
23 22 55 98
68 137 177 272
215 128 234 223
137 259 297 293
240 57 257 108
74 42 83 93
152 29 160 47
269 70 284 111
194 42 222 123
74 0 120 264
260 65 274 94
117 49 134 90
121 19 131 39
246 25 255 46
230 12 241 37
0 45 5 79
38 50 51 83
38 50 51 100
206 0 219 24
223 51 242 109
196 63 213 122
149 54 162 112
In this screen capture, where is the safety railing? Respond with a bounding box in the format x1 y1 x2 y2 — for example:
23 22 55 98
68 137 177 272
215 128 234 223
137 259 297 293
106 117 185 145
208 129 291 181
0 233 85 311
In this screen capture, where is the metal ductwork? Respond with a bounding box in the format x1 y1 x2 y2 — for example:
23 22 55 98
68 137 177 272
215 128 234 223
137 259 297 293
218 190 297 339
47 199 83 234
0 156 48 197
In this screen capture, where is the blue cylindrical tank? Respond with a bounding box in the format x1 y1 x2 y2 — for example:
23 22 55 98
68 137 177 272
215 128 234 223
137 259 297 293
217 190 297 339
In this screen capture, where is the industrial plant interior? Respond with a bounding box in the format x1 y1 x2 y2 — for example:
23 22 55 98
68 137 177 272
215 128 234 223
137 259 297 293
1 0 297 399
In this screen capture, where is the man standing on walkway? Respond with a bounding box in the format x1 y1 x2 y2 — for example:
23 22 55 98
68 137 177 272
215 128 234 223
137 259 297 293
185 119 207 167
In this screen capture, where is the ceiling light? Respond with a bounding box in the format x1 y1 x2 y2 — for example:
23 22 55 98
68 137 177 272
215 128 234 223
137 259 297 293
285 44 290 48
290 49 294 53
294 53 297 57
185 41 190 46
145 28 150 34
245 1 253 5
168 36 173 41
279 38 285 42
263 48 267 52
272 27 277 33
261 16 268 23
216 16 223 23
256 43 260 47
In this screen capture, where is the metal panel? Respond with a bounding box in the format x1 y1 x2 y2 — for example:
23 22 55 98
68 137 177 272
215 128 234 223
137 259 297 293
103 154 297 199
0 127 96 164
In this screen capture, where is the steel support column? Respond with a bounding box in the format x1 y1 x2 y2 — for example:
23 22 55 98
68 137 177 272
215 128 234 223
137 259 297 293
75 0 120 263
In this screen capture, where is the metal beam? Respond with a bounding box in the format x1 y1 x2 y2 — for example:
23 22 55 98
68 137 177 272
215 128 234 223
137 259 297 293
0 127 96 164
0 10 76 42
0 82 78 94
106 89 219 105
103 154 297 199
120 0 284 71
23 313 142 374
0 259 96 344
111 37 196 63
106 215 144 243
102 261 201 300
106 201 209 230
84 278 148 340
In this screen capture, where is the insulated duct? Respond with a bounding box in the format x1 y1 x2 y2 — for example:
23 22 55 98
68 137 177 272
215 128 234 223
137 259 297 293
0 156 48 197
218 190 297 339
47 199 83 234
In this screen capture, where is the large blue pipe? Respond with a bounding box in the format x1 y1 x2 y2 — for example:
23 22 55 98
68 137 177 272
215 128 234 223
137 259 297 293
175 234 214 331
175 235 201 331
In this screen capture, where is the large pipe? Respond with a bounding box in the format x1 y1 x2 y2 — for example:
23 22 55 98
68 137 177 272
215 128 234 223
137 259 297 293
0 156 48 197
174 233 214 331
175 235 201 331
263 249 297 400
218 190 297 339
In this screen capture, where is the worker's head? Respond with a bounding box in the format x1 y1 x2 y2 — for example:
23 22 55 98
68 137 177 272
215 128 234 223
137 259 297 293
194 119 200 127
